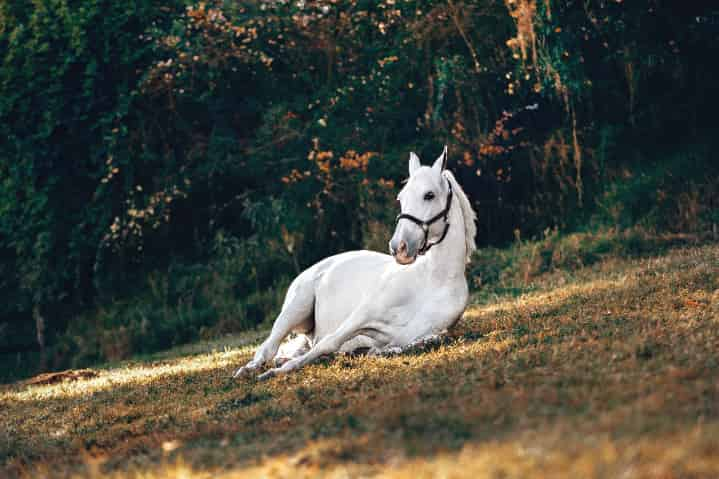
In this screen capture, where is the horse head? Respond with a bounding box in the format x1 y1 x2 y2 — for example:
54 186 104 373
390 146 452 265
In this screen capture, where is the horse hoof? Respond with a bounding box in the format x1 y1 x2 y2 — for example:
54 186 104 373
232 366 255 379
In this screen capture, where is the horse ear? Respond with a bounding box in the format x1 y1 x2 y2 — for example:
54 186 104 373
409 152 421 176
432 145 448 172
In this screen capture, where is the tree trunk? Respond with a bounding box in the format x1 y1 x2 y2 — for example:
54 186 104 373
33 305 46 370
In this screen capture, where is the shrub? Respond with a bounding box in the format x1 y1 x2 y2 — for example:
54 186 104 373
1 0 717 378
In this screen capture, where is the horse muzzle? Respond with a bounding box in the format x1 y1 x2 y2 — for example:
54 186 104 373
391 239 417 265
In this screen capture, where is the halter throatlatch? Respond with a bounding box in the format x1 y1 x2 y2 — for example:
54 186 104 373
395 180 453 255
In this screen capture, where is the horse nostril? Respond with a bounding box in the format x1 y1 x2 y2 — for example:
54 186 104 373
398 240 407 254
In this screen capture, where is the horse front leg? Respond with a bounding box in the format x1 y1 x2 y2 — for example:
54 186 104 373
233 273 315 378
257 309 382 380
368 331 447 357
256 335 338 380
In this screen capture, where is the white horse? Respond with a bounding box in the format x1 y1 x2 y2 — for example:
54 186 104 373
233 146 477 380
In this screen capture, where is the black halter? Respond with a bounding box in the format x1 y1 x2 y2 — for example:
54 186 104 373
395 180 453 255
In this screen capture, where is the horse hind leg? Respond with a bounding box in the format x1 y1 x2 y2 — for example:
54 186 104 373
273 333 311 367
233 274 315 378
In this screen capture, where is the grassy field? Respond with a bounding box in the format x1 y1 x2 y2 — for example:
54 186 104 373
1 242 718 478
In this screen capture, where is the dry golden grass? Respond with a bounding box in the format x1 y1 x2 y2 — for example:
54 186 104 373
1 244 718 478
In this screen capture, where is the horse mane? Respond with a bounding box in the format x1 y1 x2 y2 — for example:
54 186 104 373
442 169 477 263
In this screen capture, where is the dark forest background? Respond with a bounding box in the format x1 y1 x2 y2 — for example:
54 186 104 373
1 0 718 381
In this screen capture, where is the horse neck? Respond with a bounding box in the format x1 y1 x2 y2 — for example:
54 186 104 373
425 194 467 278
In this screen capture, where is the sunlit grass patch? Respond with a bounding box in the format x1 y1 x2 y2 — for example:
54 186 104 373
2 347 255 403
1 244 718 478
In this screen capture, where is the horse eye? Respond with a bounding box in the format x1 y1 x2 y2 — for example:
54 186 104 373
423 191 435 201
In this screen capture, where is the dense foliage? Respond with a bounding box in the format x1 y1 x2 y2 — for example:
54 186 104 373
1 0 717 378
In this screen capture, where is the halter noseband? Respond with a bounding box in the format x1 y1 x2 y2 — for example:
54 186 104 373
395 180 453 255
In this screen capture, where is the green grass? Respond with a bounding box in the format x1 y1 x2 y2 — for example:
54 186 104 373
469 226 703 302
1 240 718 478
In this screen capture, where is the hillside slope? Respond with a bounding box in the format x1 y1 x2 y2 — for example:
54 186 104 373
2 244 718 478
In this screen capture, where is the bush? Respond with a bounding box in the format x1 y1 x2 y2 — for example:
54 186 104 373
593 145 719 234
468 226 703 304
1 0 718 379
52 232 290 368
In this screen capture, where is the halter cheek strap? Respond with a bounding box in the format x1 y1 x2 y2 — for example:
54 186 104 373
395 180 453 255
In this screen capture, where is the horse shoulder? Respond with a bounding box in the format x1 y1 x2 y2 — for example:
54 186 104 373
416 276 469 329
